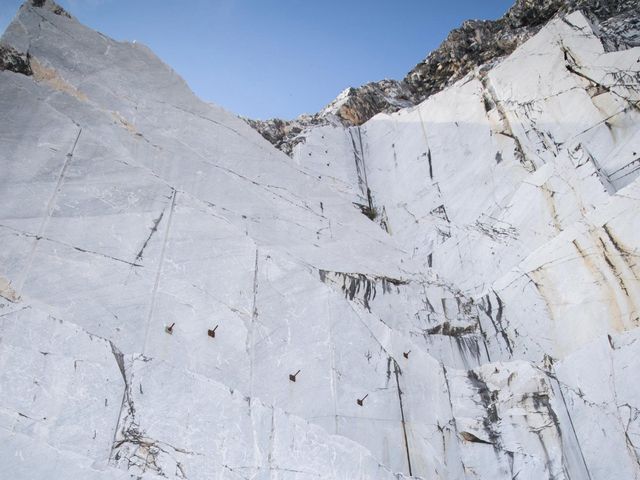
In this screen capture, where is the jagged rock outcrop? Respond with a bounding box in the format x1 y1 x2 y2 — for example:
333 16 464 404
405 0 639 99
246 79 415 156
1 0 639 479
244 115 315 157
29 0 72 17
320 79 415 126
0 44 32 76
251 0 640 156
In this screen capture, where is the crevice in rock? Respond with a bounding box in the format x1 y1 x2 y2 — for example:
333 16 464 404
466 370 501 448
479 72 536 172
544 362 594 480
392 358 413 476
134 205 168 264
479 291 514 356
318 269 407 312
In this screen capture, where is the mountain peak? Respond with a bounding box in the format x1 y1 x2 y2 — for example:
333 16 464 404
26 0 73 19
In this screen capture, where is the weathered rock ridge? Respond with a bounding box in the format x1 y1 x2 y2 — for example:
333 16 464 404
250 0 640 156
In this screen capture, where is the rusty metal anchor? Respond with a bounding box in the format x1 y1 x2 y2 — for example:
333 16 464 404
208 325 219 338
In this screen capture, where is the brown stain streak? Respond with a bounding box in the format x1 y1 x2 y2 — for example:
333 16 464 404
573 237 625 332
542 184 562 232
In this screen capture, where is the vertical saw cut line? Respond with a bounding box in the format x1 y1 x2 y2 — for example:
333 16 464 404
16 127 82 294
393 359 413 476
142 189 177 357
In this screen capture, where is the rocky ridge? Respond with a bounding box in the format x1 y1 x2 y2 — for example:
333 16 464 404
249 0 640 156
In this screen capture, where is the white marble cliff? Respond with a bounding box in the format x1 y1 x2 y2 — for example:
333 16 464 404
0 1 639 479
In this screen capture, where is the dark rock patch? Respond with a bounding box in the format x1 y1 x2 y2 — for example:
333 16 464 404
31 0 72 18
0 44 32 76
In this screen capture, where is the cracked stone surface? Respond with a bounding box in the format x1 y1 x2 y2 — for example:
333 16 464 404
1 0 639 479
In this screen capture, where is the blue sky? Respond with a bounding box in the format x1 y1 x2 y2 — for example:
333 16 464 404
1 0 514 119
